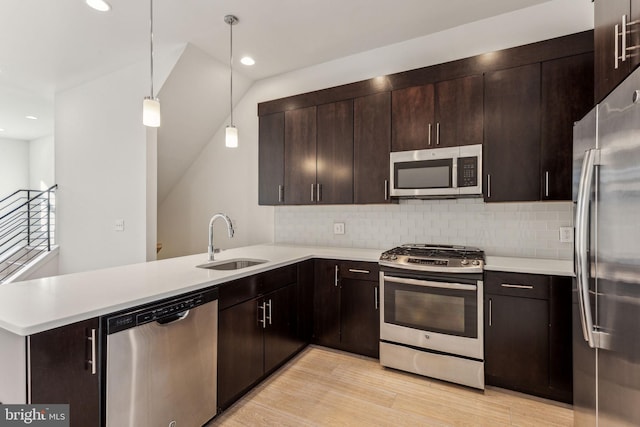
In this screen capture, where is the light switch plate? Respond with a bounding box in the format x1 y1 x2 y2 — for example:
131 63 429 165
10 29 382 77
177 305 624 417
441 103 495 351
333 222 345 235
114 219 125 232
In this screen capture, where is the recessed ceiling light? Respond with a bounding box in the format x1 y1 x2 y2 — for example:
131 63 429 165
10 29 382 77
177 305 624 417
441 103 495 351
86 0 111 12
25 115 38 120
240 56 255 66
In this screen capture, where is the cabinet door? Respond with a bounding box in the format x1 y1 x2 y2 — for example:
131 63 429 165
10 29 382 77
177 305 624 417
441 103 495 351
541 53 594 201
354 92 392 204
297 259 315 343
217 298 264 410
263 283 301 374
391 84 435 151
284 106 317 205
549 276 573 403
435 75 483 148
594 0 631 102
313 259 341 348
316 100 354 204
340 278 379 358
485 294 549 397
484 64 541 202
30 318 99 427
258 112 285 205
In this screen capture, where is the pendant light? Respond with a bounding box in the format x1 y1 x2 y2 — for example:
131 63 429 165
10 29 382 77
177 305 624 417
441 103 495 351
143 0 161 127
224 14 239 148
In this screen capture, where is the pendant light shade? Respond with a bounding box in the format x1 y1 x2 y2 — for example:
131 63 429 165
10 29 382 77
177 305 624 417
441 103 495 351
225 14 238 148
143 0 160 127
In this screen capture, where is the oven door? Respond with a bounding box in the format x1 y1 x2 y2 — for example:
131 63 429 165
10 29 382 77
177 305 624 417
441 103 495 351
380 271 483 360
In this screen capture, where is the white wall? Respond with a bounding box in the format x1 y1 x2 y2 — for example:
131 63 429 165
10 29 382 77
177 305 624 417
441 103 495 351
0 137 29 198
158 0 592 260
29 134 55 190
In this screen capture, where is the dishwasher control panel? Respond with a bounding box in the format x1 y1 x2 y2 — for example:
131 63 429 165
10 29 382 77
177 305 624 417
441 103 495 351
106 288 218 334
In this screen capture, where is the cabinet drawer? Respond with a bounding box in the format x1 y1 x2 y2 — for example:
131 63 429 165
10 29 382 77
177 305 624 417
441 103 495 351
339 261 379 281
485 271 549 300
260 264 297 295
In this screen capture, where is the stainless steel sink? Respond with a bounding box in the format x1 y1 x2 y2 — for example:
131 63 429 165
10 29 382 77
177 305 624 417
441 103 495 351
196 258 267 271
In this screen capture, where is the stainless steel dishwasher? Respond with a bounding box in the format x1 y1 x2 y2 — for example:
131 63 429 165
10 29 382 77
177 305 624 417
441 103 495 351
105 288 218 427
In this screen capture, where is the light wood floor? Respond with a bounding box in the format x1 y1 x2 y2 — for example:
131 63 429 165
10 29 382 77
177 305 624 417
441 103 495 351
209 346 573 426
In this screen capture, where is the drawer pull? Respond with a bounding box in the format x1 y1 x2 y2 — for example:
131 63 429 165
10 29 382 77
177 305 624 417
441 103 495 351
348 268 370 274
501 283 534 290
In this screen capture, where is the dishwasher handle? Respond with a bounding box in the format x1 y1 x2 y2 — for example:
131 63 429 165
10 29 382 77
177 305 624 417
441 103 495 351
156 310 190 325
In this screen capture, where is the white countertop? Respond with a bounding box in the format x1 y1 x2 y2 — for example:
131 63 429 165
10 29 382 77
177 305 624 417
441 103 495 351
485 256 574 277
0 244 382 336
0 243 574 336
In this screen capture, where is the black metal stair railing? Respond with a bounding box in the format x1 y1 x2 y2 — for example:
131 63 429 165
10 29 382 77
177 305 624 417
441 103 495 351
0 185 57 283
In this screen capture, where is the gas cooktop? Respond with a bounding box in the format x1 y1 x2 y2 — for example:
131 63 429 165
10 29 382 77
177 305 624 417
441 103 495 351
379 244 485 273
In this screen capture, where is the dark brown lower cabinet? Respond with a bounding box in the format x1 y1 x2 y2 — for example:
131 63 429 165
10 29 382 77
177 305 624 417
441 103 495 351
29 317 100 427
217 266 305 411
313 259 380 358
484 271 572 403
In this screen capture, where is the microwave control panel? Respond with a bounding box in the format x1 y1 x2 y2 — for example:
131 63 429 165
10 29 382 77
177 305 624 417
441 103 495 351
457 157 478 187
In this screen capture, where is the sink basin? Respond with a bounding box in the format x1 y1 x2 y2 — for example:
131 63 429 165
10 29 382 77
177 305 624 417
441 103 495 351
196 258 267 271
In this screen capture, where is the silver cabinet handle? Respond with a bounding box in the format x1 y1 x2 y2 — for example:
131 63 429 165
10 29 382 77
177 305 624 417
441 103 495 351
266 299 272 325
317 183 321 202
436 122 440 145
616 23 620 69
334 265 339 287
348 268 370 274
88 328 97 375
488 298 492 327
622 14 628 63
374 287 379 310
487 174 491 198
544 171 549 198
310 184 315 202
278 185 283 203
258 301 267 328
501 283 534 290
384 179 389 201
428 123 432 146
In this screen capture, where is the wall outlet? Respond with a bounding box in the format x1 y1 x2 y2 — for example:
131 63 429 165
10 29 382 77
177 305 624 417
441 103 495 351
559 226 573 243
333 222 345 235
114 219 125 232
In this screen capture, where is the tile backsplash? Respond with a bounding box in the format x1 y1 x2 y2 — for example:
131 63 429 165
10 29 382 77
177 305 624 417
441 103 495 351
274 199 574 260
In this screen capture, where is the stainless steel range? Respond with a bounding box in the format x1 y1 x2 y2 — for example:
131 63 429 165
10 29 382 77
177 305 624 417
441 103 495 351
379 244 485 389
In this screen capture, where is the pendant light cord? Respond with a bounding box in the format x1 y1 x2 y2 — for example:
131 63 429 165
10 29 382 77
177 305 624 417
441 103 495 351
150 0 155 99
229 17 233 126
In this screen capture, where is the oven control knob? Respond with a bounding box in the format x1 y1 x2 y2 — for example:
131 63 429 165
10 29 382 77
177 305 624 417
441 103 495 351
460 259 469 265
472 260 479 266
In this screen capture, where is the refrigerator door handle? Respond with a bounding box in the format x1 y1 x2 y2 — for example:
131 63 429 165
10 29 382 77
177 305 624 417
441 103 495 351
575 148 601 349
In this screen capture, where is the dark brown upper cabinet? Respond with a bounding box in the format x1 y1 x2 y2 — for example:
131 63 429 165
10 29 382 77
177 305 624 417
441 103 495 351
391 75 483 151
284 106 317 205
258 112 285 205
594 0 638 102
484 63 541 202
541 53 594 201
354 92 392 204
316 100 354 204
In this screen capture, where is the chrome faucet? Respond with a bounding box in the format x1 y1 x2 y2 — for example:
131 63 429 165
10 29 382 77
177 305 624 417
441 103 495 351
208 213 234 261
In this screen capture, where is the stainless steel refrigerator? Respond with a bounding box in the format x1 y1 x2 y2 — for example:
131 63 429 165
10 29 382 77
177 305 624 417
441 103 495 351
573 66 640 426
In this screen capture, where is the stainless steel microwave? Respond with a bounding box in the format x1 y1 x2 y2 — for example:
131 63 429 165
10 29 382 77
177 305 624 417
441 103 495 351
389 144 482 198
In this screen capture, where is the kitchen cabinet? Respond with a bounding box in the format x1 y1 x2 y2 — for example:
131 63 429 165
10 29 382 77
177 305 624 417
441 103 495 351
316 100 354 204
217 264 303 410
594 0 634 102
391 75 483 151
484 63 541 202
313 259 380 358
29 317 100 427
541 53 594 200
354 92 392 204
284 106 317 205
484 271 572 403
258 112 285 205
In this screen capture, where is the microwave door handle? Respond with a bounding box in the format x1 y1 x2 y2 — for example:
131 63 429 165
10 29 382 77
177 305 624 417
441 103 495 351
384 275 477 291
452 160 458 189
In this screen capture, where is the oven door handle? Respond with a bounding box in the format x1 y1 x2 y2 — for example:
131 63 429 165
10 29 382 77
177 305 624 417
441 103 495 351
383 275 477 291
